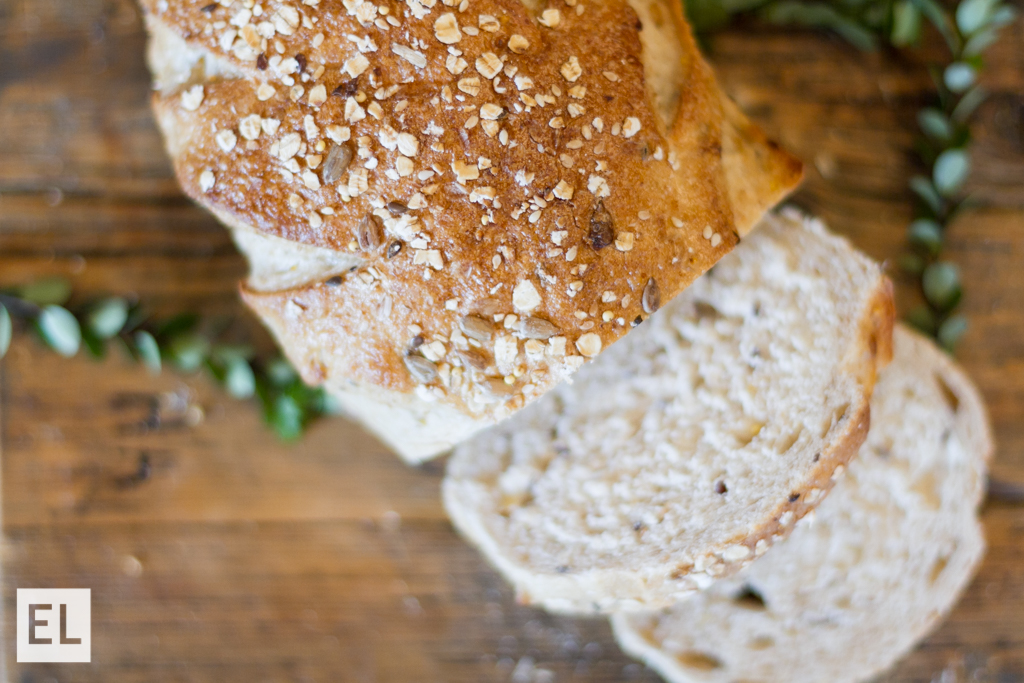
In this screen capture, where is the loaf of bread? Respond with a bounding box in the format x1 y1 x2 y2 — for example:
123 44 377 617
142 0 802 462
443 210 894 614
611 325 991 683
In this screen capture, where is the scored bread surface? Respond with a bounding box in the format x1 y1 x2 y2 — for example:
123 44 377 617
443 210 895 614
141 0 801 462
611 325 991 683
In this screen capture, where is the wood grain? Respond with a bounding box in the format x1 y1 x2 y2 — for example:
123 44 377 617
1 0 1023 681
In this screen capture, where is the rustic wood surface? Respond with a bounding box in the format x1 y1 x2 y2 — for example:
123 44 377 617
1 1 1023 681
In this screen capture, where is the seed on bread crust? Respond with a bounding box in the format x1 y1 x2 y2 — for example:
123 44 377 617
357 214 384 251
576 332 602 356
642 278 661 314
322 142 354 184
460 315 494 342
404 355 438 384
518 317 560 340
588 201 615 251
458 348 489 371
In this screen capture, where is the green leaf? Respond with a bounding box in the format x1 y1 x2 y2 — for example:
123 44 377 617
224 358 256 399
899 253 926 275
685 0 733 32
937 315 968 351
87 298 129 339
917 108 953 140
0 304 11 359
134 330 162 374
318 391 344 415
154 313 200 339
909 0 961 52
167 333 210 372
81 330 106 359
943 62 976 93
956 0 997 35
19 277 72 306
267 393 304 441
987 4 1017 27
905 305 938 335
962 26 998 56
266 357 300 387
951 85 987 122
37 305 81 357
211 344 256 363
933 148 970 196
922 261 962 310
891 0 922 45
908 218 944 255
761 1 879 51
910 175 945 215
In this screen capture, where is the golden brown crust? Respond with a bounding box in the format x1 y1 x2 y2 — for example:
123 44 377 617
721 96 804 235
143 0 800 435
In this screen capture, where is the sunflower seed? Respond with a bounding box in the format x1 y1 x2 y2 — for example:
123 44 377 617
357 214 385 251
479 377 514 401
457 348 489 371
588 201 614 250
460 315 493 342
322 142 355 184
518 316 559 340
642 278 661 314
404 355 438 384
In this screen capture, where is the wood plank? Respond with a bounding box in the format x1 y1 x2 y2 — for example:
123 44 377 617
4 495 1024 681
0 346 445 528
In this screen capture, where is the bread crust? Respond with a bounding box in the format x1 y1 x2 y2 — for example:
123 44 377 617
143 0 801 460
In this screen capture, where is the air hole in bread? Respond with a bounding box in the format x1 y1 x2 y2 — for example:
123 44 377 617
936 373 961 413
694 301 722 321
911 471 942 511
676 651 723 671
733 419 765 447
930 554 951 584
733 585 768 611
748 635 775 650
776 427 802 453
499 490 534 514
820 402 850 438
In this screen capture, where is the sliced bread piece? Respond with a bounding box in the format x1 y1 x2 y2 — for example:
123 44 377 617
443 210 894 614
611 325 991 683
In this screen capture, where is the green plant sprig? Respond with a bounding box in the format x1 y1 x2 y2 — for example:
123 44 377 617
0 277 337 440
687 0 1015 352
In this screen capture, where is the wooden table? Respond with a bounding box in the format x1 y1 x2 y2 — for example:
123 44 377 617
1 2 1022 681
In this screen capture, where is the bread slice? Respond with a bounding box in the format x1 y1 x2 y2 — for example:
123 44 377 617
142 0 802 464
443 210 894 614
611 325 991 683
